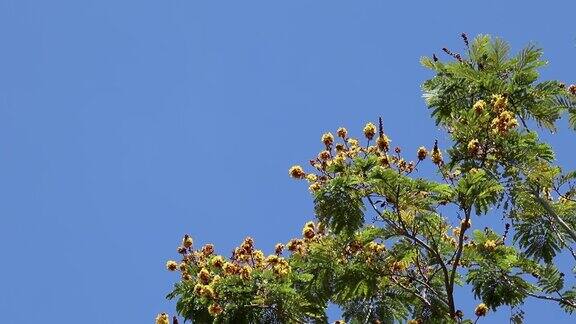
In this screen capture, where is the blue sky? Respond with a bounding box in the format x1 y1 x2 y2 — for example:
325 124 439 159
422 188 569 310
1 1 575 323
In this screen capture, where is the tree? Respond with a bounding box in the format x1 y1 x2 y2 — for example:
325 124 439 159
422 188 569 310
156 34 576 323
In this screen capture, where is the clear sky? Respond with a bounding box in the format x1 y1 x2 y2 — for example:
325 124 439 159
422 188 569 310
1 1 575 323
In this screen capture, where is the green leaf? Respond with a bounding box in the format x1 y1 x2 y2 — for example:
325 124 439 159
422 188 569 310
538 264 565 294
456 169 503 214
314 176 366 235
467 268 534 309
514 215 562 263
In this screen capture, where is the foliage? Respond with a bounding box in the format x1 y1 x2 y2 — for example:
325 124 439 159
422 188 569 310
158 35 576 323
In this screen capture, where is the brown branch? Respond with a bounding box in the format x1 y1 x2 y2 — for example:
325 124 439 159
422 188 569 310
527 292 576 309
367 196 455 314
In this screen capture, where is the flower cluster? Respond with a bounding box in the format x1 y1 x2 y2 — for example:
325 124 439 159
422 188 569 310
467 139 480 156
431 140 443 165
155 313 170 324
322 132 334 147
302 221 316 239
473 99 486 114
363 122 377 140
491 110 518 135
458 94 520 166
568 84 576 95
284 221 327 257
376 134 390 152
468 95 519 153
417 146 428 161
289 165 306 179
474 303 488 317
208 303 223 316
339 237 386 267
162 234 300 321
483 239 498 251
473 94 517 135
289 122 442 192
491 94 508 112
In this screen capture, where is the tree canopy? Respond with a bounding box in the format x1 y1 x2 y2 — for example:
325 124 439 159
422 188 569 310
156 34 576 323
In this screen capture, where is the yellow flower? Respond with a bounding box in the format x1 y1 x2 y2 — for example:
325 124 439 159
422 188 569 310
432 149 443 165
202 243 215 256
430 140 443 165
483 240 497 251
363 122 377 140
467 139 480 155
182 234 193 248
308 182 321 193
473 99 486 113
333 153 346 165
166 260 178 271
397 159 408 172
417 146 427 160
347 138 359 147
475 303 488 317
348 147 361 158
287 239 304 253
273 263 291 277
391 261 406 272
302 223 315 240
266 254 280 265
453 227 461 237
178 262 188 272
208 303 223 316
491 110 518 134
275 243 285 255
271 255 286 267
223 262 238 275
193 283 203 294
366 241 385 254
289 165 306 179
318 150 331 161
337 127 348 138
376 135 390 151
379 155 390 167
253 250 265 265
491 94 508 111
306 174 317 183
240 237 254 255
269 257 290 278
509 117 519 128
198 268 211 284
240 266 252 280
155 313 170 324
201 285 215 298
211 275 221 286
321 132 334 146
211 255 225 269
